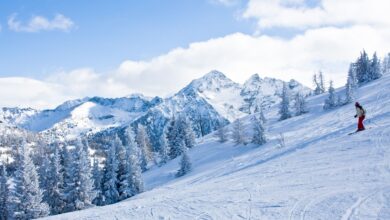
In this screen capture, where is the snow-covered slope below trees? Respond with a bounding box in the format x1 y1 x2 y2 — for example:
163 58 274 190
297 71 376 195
43 73 390 220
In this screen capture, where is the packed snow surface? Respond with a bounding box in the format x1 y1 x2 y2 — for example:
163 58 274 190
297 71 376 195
43 74 390 220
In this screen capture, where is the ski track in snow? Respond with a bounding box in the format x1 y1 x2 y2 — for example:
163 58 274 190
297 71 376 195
42 75 390 220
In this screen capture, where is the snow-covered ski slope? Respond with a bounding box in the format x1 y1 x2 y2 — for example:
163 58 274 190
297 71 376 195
44 74 390 220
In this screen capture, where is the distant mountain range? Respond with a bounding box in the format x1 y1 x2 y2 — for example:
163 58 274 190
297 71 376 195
0 70 311 146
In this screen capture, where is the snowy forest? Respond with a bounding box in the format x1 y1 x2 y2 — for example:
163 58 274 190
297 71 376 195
0 50 390 219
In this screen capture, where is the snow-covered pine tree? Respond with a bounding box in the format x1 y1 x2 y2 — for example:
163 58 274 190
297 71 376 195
216 125 228 143
12 141 49 219
45 147 65 214
279 83 292 120
176 140 192 177
125 127 144 195
92 157 104 206
61 145 74 213
323 80 336 110
136 125 153 171
254 103 266 123
259 108 266 124
252 115 266 146
63 139 96 212
115 135 132 201
232 118 245 145
382 53 390 75
181 116 196 149
355 50 371 84
318 71 326 93
313 74 322 95
370 52 382 80
294 92 308 116
39 149 52 205
76 139 96 209
166 116 178 159
102 142 120 205
166 115 196 159
0 164 10 220
158 129 169 165
345 63 358 103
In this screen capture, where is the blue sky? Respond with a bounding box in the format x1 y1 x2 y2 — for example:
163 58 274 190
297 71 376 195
0 0 254 78
1 0 389 109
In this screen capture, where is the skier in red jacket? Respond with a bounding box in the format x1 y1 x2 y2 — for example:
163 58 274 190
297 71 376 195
354 102 366 131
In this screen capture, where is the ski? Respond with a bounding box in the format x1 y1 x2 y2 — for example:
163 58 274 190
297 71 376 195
348 127 372 135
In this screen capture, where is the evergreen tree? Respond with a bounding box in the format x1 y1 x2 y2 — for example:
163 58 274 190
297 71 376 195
114 135 132 200
323 80 336 110
75 139 96 210
294 92 308 116
279 83 292 120
45 148 65 214
216 125 228 143
345 63 358 103
166 117 180 159
313 71 326 95
370 52 382 80
136 125 153 171
61 145 74 213
0 164 10 220
313 74 322 95
92 157 104 206
125 127 144 195
12 142 49 219
355 50 371 84
259 108 266 124
232 118 245 145
382 53 390 75
166 115 196 159
39 150 52 205
176 140 192 177
254 103 266 123
102 142 120 205
158 129 169 165
318 71 326 93
179 116 196 149
251 115 266 146
63 139 96 212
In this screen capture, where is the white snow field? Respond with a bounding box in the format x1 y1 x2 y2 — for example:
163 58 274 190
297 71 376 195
43 74 390 220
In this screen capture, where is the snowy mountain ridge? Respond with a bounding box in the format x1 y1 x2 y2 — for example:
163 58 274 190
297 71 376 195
0 71 311 140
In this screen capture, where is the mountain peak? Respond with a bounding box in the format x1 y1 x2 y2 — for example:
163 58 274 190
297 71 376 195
202 70 228 80
244 74 262 85
186 70 238 93
125 93 152 100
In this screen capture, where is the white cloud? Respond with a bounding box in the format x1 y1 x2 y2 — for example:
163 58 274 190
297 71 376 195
0 77 70 109
2 24 389 109
243 0 390 30
8 13 74 32
106 25 389 95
